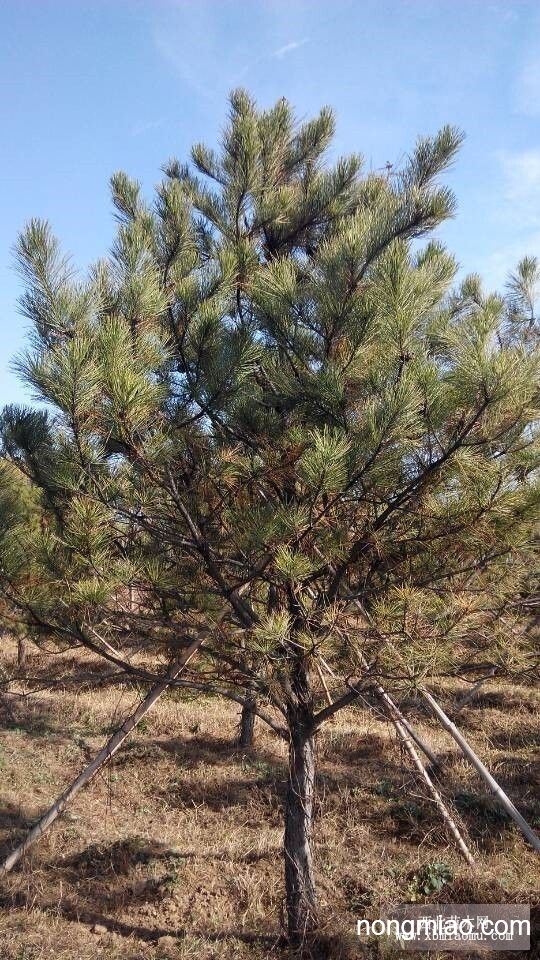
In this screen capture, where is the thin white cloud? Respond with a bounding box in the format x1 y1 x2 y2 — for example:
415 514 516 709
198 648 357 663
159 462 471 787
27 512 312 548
152 24 213 98
482 150 540 288
499 148 540 216
480 232 540 291
515 59 540 117
272 38 309 60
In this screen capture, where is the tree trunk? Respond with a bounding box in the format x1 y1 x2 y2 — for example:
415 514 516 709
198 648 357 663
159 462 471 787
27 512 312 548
238 696 256 749
284 660 318 946
17 637 27 674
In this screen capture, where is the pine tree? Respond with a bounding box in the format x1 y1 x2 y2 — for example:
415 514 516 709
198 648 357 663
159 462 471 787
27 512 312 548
0 91 538 945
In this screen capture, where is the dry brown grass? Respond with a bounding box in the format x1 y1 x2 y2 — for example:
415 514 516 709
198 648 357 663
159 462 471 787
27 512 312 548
0 638 538 959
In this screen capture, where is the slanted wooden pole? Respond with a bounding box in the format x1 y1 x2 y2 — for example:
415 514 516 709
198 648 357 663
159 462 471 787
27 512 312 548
311 547 440 769
311 548 535 855
315 660 333 707
422 689 540 855
322 643 440 770
365 671 440 771
0 638 202 876
391 709 475 865
314 653 473 863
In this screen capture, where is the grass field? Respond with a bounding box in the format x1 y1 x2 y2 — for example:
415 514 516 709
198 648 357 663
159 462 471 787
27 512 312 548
0 638 538 959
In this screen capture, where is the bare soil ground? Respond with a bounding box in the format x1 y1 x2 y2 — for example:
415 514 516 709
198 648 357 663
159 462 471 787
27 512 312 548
0 638 538 959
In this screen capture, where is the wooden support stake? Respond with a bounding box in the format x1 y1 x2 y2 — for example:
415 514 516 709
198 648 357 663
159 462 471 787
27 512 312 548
315 660 333 707
0 638 202 876
311 547 440 769
422 688 540 855
392 711 475 865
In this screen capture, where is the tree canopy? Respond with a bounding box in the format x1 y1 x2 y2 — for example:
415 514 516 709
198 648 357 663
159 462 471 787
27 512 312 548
0 90 538 943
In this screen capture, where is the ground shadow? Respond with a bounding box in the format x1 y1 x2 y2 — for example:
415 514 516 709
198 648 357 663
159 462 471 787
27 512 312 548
0 888 278 948
0 802 35 860
161 767 285 815
0 693 96 747
0 832 280 949
460 689 539 715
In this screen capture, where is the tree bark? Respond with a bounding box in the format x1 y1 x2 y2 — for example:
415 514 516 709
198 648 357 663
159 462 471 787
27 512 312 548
17 637 27 674
284 661 318 946
238 695 256 749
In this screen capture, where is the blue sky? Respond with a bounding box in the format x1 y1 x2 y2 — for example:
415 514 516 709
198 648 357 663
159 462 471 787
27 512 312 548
1 0 539 407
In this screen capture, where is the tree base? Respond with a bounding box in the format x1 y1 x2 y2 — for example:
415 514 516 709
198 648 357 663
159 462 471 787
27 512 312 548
237 698 256 749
